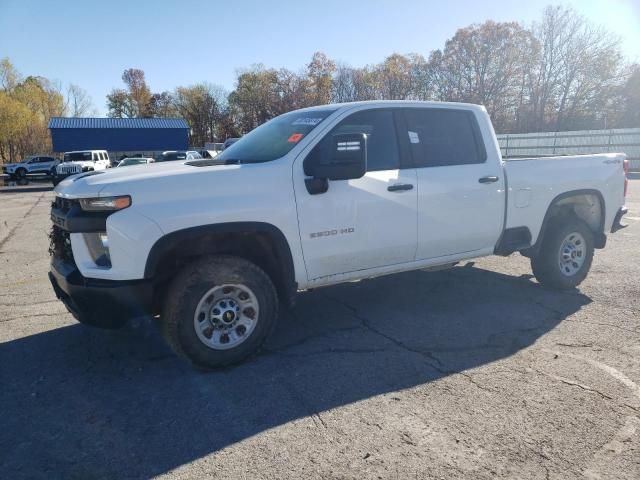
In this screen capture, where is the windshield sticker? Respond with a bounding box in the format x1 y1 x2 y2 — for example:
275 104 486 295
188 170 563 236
292 117 324 126
408 131 420 144
288 133 304 143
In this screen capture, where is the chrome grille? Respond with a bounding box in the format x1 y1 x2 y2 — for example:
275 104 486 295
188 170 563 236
57 164 82 175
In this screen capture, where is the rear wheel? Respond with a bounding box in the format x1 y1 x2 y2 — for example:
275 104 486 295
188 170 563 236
531 216 594 290
160 255 278 368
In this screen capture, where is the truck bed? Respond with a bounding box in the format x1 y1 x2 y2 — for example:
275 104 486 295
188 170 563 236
503 153 626 244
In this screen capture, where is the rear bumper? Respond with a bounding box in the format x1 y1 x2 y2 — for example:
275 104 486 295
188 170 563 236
49 258 154 328
611 206 628 233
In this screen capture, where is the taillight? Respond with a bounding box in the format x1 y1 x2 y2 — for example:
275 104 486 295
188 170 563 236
623 159 629 198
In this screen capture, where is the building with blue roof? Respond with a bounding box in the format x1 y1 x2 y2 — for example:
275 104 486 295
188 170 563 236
48 117 189 155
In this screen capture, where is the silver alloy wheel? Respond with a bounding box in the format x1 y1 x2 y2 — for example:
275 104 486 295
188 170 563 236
558 232 586 277
193 283 260 350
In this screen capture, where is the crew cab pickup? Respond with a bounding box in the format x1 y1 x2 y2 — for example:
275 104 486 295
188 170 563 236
48 101 629 369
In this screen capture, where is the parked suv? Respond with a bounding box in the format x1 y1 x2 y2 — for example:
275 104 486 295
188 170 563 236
53 150 110 185
3 156 59 178
49 101 628 369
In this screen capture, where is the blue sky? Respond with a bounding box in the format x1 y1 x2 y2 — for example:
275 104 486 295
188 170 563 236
1 0 639 115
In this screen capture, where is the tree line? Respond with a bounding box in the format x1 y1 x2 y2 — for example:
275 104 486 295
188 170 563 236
0 58 95 163
106 6 639 145
1 5 638 163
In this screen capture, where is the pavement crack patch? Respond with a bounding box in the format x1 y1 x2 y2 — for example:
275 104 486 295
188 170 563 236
533 368 614 402
0 191 47 250
0 300 59 308
323 294 448 374
0 312 65 323
564 319 639 334
457 372 495 393
266 346 391 358
556 342 594 348
267 324 364 353
313 412 328 429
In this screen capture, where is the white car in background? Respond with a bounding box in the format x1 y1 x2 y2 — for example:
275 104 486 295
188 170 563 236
2 155 59 178
53 150 111 185
117 157 155 167
155 151 203 162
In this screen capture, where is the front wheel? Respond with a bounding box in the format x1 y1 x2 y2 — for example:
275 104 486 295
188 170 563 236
15 168 27 179
531 217 594 290
160 255 279 369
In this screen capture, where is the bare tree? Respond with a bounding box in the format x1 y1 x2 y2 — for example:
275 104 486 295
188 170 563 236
66 84 95 117
527 6 623 131
430 21 536 131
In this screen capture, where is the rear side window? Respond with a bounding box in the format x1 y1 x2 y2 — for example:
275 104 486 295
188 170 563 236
92 152 98 161
403 109 486 167
306 109 400 173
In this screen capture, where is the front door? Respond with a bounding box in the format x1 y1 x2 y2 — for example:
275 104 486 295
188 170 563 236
294 108 418 281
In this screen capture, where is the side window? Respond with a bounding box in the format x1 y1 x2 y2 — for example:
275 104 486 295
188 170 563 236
29 157 40 164
92 152 98 161
308 109 400 173
99 152 104 160
403 109 486 167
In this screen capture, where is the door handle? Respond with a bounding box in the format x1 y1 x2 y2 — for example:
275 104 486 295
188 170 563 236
387 183 414 192
478 176 499 184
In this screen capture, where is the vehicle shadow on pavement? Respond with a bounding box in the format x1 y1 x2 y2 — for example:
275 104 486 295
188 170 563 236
0 264 590 479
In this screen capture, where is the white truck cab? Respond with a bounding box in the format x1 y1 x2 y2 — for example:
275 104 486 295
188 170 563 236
48 101 629 369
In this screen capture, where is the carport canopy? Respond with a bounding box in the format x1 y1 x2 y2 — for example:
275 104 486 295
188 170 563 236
48 117 189 152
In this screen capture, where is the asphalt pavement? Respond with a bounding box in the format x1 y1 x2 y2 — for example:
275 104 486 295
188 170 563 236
0 181 639 479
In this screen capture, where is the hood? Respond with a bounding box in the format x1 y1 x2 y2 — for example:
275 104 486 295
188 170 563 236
54 160 241 198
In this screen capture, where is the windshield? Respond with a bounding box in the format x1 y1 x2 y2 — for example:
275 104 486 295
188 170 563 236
119 158 147 166
157 152 187 162
216 109 336 163
63 152 92 162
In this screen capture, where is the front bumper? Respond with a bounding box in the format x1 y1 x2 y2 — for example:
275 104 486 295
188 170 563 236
611 206 628 233
49 257 154 328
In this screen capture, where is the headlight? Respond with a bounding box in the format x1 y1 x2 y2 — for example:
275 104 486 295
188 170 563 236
83 232 111 267
79 195 131 212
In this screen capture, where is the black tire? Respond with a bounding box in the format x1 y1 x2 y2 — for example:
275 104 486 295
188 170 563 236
15 168 27 179
160 255 279 369
531 216 594 290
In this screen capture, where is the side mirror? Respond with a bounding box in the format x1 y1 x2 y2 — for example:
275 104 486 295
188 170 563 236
308 133 367 181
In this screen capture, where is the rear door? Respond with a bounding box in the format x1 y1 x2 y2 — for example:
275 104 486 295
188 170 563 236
401 107 505 260
294 108 418 281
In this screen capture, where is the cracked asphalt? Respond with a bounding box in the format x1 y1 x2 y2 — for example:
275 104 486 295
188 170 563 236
1 181 639 479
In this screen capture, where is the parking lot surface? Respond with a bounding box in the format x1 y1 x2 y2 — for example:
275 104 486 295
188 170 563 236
1 182 639 479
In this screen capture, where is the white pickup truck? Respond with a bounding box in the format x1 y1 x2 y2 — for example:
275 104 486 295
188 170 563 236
48 101 629 369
